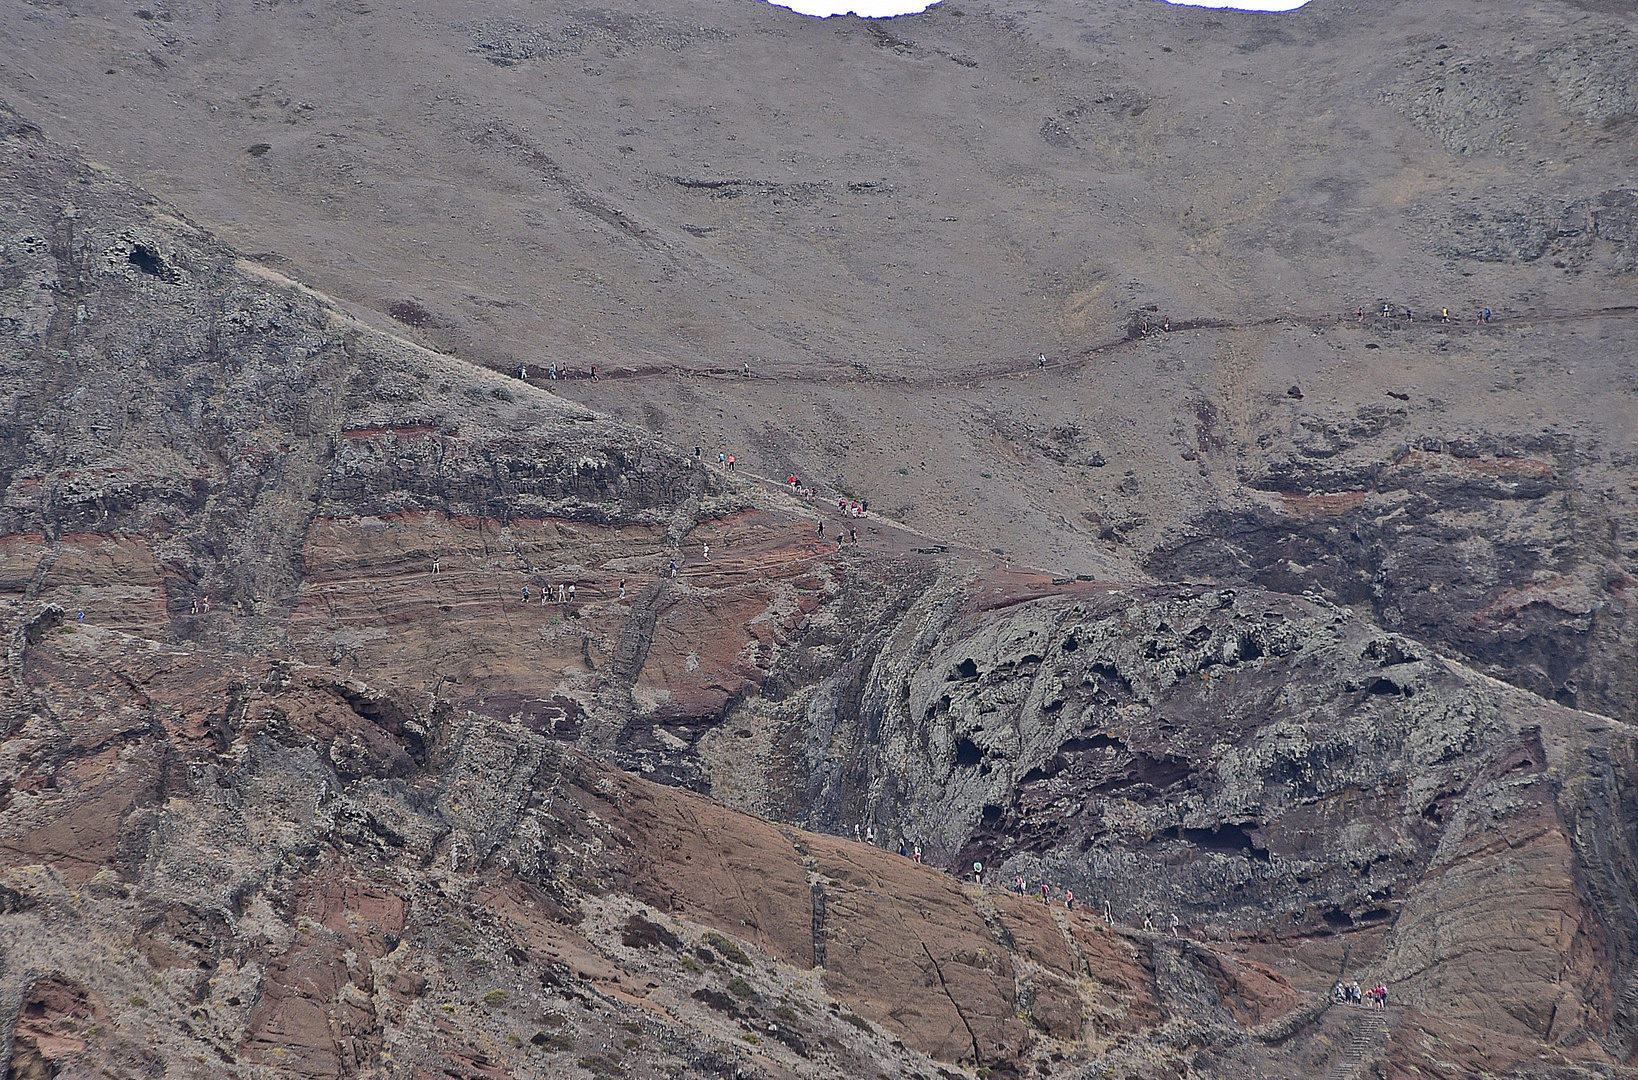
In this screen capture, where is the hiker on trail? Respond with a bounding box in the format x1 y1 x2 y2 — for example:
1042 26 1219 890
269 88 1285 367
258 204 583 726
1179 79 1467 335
913 844 922 863
898 839 907 857
817 521 824 537
1441 308 1450 322
1405 307 1413 321
1040 882 1049 905
1066 888 1075 911
866 825 875 844
567 584 575 602
702 544 709 560
1170 913 1180 935
1163 316 1170 331
619 579 626 600
743 362 750 376
1038 353 1046 369
789 475 798 489
1483 308 1492 323
559 583 568 603
669 560 677 577
522 585 530 603
550 363 558 380
590 364 598 380
727 455 736 470
433 558 439 575
519 364 528 380
1016 876 1026 894
1143 914 1154 931
1377 984 1388 1009
719 452 726 466
1382 303 1391 318
542 589 549 606
850 527 858 544
1356 307 1365 322
1350 981 1361 1004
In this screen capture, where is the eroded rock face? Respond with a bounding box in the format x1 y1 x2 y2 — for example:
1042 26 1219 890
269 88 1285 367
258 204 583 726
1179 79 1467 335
0 100 718 652
4 106 1638 1080
1149 434 1638 727
726 572 1638 1067
0 604 1321 1080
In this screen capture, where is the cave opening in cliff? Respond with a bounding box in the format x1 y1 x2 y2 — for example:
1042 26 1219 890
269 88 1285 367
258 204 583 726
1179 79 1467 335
128 245 163 275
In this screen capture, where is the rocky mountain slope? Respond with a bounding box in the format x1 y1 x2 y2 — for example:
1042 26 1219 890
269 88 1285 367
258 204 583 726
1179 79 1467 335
2 0 1638 1076
5 0 1633 727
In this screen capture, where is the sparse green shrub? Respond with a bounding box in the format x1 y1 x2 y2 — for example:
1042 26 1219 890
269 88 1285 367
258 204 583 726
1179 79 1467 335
482 989 507 1007
840 1010 872 1033
578 1054 622 1079
679 956 701 973
701 931 750 966
726 976 756 1001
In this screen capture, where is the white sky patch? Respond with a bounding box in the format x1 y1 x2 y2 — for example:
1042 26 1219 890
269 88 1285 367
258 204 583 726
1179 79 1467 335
763 0 1307 15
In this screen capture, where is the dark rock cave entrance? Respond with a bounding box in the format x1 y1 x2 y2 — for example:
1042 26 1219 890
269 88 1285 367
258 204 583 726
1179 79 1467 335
128 244 163 275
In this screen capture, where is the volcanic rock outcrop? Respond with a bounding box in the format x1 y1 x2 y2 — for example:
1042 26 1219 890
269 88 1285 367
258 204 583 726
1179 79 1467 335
3 0 1638 1074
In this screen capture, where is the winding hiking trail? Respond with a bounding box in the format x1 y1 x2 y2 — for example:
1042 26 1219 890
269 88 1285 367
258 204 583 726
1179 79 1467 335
509 303 1638 390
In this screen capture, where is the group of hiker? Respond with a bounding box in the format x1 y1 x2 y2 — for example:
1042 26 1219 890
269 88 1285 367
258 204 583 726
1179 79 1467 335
853 823 924 863
521 581 591 606
1358 304 1491 324
516 363 596 382
1335 980 1390 1009
1009 875 1087 913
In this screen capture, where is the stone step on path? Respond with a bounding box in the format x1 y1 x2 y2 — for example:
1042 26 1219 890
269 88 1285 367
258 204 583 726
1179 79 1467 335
1326 1006 1392 1080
